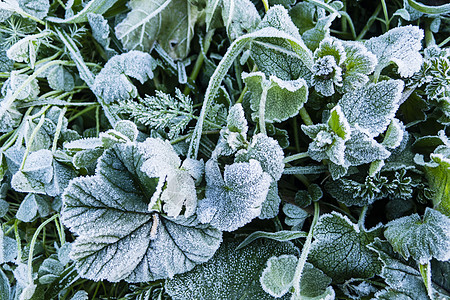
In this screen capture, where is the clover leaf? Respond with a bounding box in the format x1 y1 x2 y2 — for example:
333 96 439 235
165 239 297 300
309 212 383 282
62 141 222 282
365 25 424 78
197 159 272 231
92 51 156 104
384 208 450 264
243 71 308 123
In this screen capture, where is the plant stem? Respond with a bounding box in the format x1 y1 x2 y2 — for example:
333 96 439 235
292 201 320 297
284 152 309 163
261 0 269 12
299 107 313 126
14 219 22 263
52 105 68 153
380 0 390 32
357 4 382 40
20 111 48 170
358 206 368 228
28 214 59 284
419 262 433 299
183 29 215 95
259 87 268 135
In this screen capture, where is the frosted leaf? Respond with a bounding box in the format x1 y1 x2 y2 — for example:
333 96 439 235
64 137 103 150
197 159 271 231
62 143 221 282
338 80 404 137
46 0 118 23
0 99 21 133
314 38 346 65
18 0 49 19
283 203 308 230
344 128 391 166
291 263 334 300
382 119 405 149
87 13 116 56
0 228 17 263
0 50 13 72
113 120 139 142
70 291 89 300
138 138 201 218
0 184 9 218
2 72 39 101
289 2 320 35
259 182 282 219
92 51 156 104
368 239 430 299
312 55 342 96
227 103 248 135
302 122 346 166
221 0 261 40
16 193 51 222
6 33 41 67
235 133 284 181
302 12 338 51
0 269 10 300
309 212 383 282
46 65 74 92
260 255 297 297
340 41 377 93
415 149 450 216
250 5 313 80
115 0 200 60
243 71 308 123
11 149 76 197
38 255 64 284
384 208 450 264
365 25 424 78
165 239 297 300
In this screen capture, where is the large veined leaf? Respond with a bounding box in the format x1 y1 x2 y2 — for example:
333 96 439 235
165 239 297 300
369 239 450 299
62 141 222 282
309 212 383 282
338 80 404 137
115 0 200 60
92 51 156 104
196 159 271 231
243 71 308 123
365 25 424 78
384 208 450 264
250 5 313 80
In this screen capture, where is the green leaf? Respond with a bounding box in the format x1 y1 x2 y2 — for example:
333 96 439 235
115 0 200 60
47 0 119 23
260 255 297 297
338 80 404 137
243 71 308 123
327 105 350 141
2 72 39 101
365 25 424 78
340 41 378 93
46 64 75 92
165 239 297 300
92 51 156 104
260 182 282 219
221 0 261 40
382 119 405 149
302 12 338 51
250 5 313 80
62 142 222 282
384 208 450 264
416 150 450 216
197 159 272 231
236 230 308 250
309 212 383 282
283 203 309 230
38 255 64 284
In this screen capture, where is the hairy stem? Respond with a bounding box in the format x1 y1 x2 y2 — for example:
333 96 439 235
283 152 310 163
259 87 268 135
